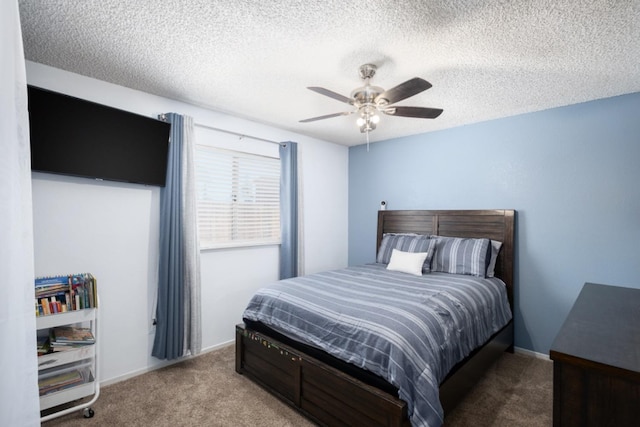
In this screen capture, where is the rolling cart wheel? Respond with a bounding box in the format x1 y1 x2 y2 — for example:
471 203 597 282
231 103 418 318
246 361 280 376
83 407 95 418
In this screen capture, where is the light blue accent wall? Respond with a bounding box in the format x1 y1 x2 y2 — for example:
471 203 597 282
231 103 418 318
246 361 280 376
348 92 640 354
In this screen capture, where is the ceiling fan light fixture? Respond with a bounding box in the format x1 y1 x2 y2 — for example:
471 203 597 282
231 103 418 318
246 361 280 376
357 113 378 133
359 122 376 133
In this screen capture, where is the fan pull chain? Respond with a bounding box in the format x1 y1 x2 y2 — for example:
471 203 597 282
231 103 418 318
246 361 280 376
366 129 370 152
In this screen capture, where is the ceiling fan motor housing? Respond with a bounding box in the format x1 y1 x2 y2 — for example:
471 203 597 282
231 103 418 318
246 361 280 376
351 85 385 105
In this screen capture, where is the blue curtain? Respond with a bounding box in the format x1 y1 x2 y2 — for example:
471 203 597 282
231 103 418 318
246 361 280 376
153 113 185 360
279 142 298 280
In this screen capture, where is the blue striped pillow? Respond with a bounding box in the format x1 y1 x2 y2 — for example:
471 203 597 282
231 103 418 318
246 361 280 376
431 236 491 277
377 234 436 272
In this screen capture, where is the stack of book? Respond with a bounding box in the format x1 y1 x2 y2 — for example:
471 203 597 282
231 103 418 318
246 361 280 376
38 370 86 396
49 326 95 351
35 273 98 316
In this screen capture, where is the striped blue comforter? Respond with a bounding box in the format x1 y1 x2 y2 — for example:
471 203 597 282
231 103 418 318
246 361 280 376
242 263 512 427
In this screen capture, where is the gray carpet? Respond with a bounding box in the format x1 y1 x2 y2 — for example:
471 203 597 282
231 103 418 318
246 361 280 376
42 345 552 426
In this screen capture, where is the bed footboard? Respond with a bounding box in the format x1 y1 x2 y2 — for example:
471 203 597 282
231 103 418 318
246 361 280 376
236 320 513 426
235 324 409 427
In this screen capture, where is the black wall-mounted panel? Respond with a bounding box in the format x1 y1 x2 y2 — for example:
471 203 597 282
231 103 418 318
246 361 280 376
28 85 171 187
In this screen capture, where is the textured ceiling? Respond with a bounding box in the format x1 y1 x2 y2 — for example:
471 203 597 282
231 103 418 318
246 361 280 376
18 0 640 146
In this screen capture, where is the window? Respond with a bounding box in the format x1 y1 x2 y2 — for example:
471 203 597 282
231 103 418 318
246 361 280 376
195 145 280 249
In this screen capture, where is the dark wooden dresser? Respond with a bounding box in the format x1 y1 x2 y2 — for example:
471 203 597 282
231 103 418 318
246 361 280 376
549 283 640 427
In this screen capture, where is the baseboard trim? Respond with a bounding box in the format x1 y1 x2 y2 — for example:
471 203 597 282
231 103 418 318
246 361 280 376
514 346 550 361
100 340 234 387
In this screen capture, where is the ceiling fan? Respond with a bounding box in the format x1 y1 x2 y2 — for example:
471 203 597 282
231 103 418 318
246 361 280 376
300 64 443 134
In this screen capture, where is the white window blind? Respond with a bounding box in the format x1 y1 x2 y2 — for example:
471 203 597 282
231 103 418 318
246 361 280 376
195 145 280 249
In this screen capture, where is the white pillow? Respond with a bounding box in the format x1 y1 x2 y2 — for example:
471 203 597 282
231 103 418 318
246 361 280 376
386 249 430 276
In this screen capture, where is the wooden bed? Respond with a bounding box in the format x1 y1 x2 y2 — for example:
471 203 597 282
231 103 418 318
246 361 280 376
236 209 516 426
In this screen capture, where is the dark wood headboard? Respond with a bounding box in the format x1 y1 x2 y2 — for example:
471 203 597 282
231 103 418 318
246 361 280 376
377 209 515 309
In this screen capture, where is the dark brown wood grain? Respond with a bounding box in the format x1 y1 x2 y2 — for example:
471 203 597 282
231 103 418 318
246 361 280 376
550 283 640 427
237 209 516 426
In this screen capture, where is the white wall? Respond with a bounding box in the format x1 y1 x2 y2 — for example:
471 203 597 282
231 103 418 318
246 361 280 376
27 61 349 384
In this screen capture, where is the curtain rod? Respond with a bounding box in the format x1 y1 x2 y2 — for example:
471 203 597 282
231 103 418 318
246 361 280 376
194 122 284 146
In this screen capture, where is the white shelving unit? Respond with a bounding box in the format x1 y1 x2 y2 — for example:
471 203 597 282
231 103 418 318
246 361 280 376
37 306 100 422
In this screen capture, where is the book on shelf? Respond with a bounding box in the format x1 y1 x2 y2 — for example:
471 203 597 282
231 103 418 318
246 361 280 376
35 273 98 316
50 326 95 346
38 369 87 396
